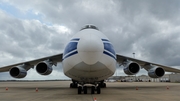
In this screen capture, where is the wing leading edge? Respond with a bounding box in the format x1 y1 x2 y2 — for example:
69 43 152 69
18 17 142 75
1 53 179 76
0 54 63 72
116 54 180 73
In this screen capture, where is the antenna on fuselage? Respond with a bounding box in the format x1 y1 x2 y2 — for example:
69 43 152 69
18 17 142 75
133 53 135 58
132 52 137 81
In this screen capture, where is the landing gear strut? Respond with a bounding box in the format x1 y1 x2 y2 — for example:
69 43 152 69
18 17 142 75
99 82 106 88
99 80 106 88
70 80 78 88
70 83 77 88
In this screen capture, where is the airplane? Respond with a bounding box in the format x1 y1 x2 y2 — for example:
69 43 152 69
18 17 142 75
0 24 180 94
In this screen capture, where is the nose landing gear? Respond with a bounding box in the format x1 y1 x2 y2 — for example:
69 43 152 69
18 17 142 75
77 84 103 94
70 80 106 94
78 86 88 94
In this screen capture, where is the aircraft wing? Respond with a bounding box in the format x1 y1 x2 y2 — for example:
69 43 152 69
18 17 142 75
0 53 63 72
116 54 180 73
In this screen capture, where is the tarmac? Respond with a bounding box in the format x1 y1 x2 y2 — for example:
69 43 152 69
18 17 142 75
0 81 180 101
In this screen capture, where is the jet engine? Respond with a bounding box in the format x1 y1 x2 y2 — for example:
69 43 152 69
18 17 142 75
148 67 165 78
36 60 53 75
123 61 140 75
9 66 27 78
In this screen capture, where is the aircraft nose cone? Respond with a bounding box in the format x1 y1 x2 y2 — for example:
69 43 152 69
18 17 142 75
77 34 103 65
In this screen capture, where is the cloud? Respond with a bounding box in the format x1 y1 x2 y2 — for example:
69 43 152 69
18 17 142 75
0 9 71 79
0 0 180 80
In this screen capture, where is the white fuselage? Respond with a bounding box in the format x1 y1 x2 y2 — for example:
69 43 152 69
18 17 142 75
62 29 116 83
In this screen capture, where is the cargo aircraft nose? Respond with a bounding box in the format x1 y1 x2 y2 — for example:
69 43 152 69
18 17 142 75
77 33 103 65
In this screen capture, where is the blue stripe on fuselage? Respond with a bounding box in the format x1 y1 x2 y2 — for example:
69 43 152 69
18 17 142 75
102 39 116 60
103 43 116 56
63 51 78 60
103 51 116 60
63 38 117 60
63 42 78 55
63 38 79 60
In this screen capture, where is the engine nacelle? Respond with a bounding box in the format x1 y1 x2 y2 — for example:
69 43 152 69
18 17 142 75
123 61 140 75
9 66 27 78
148 67 165 78
36 61 53 75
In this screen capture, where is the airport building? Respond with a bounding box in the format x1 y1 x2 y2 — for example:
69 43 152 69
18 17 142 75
169 74 180 82
108 73 180 83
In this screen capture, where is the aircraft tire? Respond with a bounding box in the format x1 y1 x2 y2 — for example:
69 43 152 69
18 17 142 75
70 83 73 88
103 83 106 88
97 86 101 94
91 86 95 94
83 86 87 94
78 86 82 94
74 84 78 88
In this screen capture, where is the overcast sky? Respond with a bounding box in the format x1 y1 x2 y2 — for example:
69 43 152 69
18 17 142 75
0 0 180 80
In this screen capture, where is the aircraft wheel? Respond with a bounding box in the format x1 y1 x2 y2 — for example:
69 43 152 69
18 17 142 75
78 86 82 94
97 86 101 94
74 84 78 88
99 83 106 88
83 86 87 94
70 83 73 88
91 86 95 94
103 83 106 88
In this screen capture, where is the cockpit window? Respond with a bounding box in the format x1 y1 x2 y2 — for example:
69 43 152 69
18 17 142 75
80 25 99 31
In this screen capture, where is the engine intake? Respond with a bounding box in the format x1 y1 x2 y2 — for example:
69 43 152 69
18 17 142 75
9 66 27 78
148 67 165 78
123 61 140 75
36 61 53 75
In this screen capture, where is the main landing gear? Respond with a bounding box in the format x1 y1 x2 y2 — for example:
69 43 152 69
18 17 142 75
70 80 106 94
77 85 101 94
78 86 88 94
90 85 101 94
70 83 77 88
77 82 106 94
99 82 106 88
70 80 78 88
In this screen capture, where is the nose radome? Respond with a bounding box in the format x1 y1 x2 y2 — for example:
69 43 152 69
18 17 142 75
77 34 104 65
